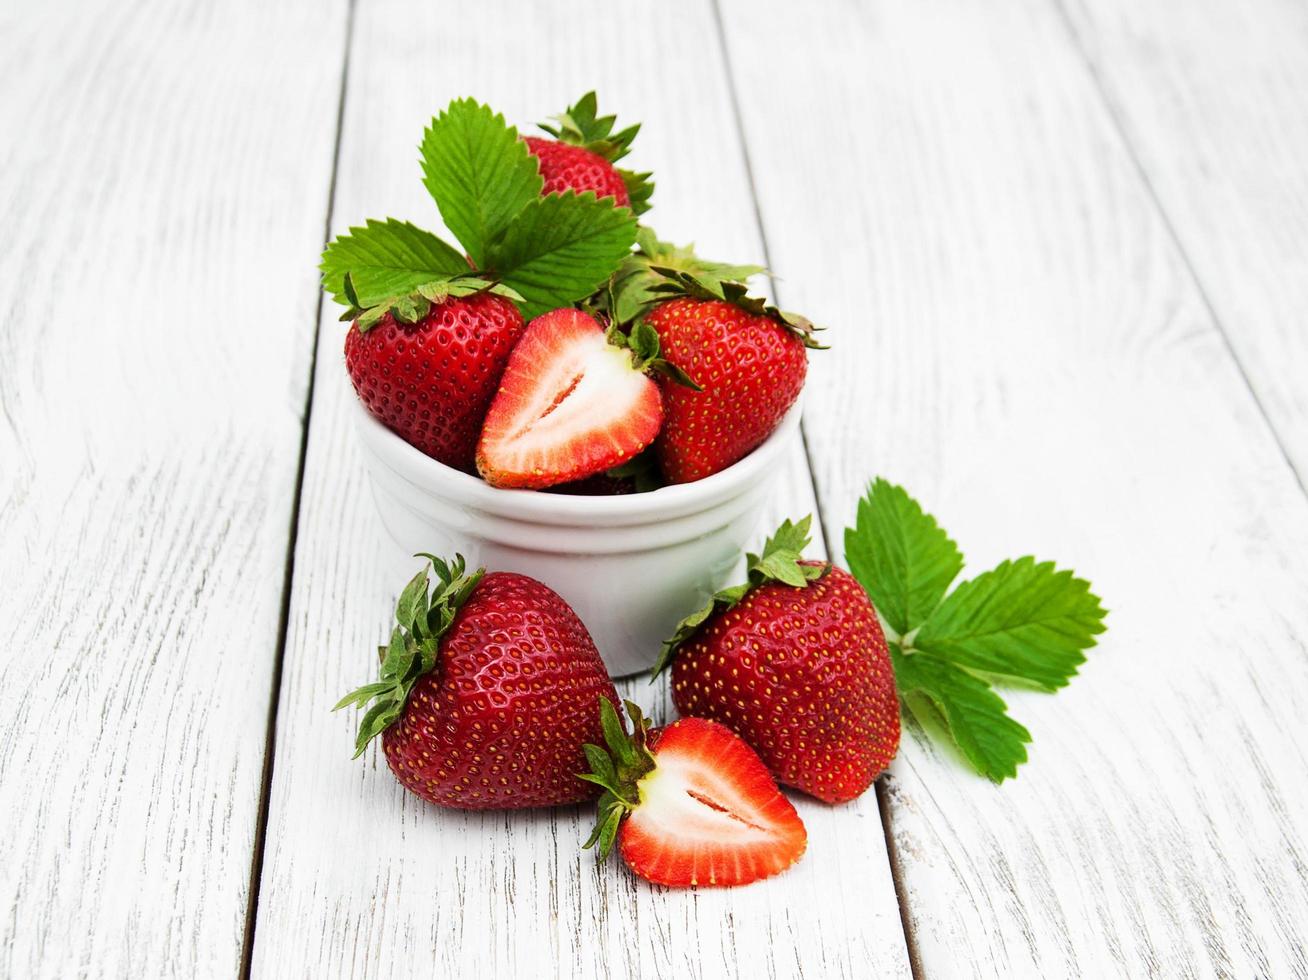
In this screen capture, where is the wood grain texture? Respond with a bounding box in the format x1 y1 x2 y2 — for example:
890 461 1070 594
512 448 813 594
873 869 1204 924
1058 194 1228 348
718 0 1308 976
0 0 347 976
1060 0 1308 486
246 1 911 977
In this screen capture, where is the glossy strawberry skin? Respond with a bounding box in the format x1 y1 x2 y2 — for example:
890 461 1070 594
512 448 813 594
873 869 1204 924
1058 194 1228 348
645 298 807 484
382 572 619 809
524 136 630 206
618 717 807 887
344 292 524 472
671 563 899 803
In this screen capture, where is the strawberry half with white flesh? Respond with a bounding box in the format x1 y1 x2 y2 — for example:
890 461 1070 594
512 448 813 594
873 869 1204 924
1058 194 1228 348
582 700 807 888
476 309 690 489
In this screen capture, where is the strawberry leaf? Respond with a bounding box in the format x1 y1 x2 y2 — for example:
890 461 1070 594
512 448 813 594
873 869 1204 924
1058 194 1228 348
485 190 637 320
842 478 1107 782
420 98 543 268
891 646 1031 782
844 478 963 637
320 218 468 308
914 557 1107 692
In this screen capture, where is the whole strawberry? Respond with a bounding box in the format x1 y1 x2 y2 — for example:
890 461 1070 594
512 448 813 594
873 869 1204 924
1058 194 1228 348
647 297 810 483
342 281 524 472
606 231 822 484
336 555 619 809
653 517 900 803
526 92 652 214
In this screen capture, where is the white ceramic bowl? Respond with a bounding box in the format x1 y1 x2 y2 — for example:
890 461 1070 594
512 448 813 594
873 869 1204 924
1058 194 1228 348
352 397 802 677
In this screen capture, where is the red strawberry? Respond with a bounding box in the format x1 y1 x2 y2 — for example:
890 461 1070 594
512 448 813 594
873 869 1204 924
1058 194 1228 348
527 92 652 214
582 701 807 888
654 518 900 803
344 290 524 472
646 297 810 484
525 137 630 206
336 556 619 809
476 309 664 490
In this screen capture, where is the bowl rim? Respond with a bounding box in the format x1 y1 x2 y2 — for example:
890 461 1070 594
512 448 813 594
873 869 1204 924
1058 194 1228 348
352 394 804 527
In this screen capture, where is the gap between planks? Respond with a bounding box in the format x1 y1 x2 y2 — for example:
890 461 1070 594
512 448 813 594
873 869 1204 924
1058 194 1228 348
238 0 359 976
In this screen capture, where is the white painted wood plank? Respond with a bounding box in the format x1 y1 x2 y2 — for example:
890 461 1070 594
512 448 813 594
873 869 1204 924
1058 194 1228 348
0 0 348 977
719 0 1308 976
1061 0 1308 485
248 1 911 976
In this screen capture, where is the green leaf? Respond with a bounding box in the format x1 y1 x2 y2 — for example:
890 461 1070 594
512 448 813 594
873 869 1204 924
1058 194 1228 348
420 98 543 267
320 218 468 307
913 557 1107 692
844 478 964 637
892 647 1031 782
486 191 637 319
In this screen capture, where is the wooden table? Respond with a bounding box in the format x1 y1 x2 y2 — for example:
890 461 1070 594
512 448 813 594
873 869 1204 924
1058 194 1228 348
3 0 1306 976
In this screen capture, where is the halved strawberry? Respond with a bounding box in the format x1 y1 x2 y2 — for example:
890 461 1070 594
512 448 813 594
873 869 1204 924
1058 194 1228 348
476 309 667 489
582 700 807 888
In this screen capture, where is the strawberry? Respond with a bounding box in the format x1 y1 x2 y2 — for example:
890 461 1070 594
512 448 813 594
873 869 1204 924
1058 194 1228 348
653 518 900 803
476 309 689 490
605 230 822 484
525 137 630 207
582 700 807 888
528 92 653 215
335 555 619 809
342 276 525 472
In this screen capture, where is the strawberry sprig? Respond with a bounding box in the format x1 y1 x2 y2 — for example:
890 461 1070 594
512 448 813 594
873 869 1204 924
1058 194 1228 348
539 92 654 215
844 480 1108 781
333 554 484 757
322 98 639 323
651 516 826 677
578 699 657 858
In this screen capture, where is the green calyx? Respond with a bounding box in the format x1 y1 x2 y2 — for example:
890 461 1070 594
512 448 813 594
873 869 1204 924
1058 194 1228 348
607 318 701 391
540 91 640 163
339 271 524 333
579 699 657 860
605 227 825 348
333 554 485 758
650 516 828 677
538 92 654 217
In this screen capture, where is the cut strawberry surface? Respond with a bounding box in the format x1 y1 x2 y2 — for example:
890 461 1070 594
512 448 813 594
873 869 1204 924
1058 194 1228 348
582 701 806 889
476 309 662 489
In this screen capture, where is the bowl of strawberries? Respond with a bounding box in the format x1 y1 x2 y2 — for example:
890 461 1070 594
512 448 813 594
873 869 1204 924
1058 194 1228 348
324 95 821 676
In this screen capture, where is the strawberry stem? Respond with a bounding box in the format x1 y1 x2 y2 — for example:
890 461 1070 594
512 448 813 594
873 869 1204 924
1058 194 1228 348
650 517 829 678
332 554 485 758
